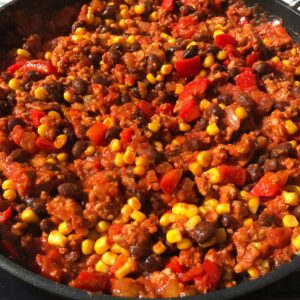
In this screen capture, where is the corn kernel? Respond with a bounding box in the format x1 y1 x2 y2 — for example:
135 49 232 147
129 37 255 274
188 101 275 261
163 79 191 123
45 52 52 60
110 139 122 152
48 230 68 248
54 134 68 149
135 156 148 167
216 228 227 243
175 83 184 95
295 67 300 77
48 111 60 118
3 189 17 201
87 7 95 25
240 190 250 200
203 54 215 68
102 251 118 266
21 208 39 224
130 210 146 222
168 38 176 44
197 151 212 168
156 74 164 82
119 19 127 28
123 148 136 164
184 215 201 231
115 153 125 167
285 120 298 135
64 91 73 103
248 267 259 278
134 3 146 14
216 203 231 214
133 166 146 176
200 236 216 248
37 124 49 137
199 69 207 77
207 167 222 184
146 73 157 84
292 235 300 250
17 48 31 58
149 11 158 21
81 239 95 255
46 158 56 164
111 243 129 256
127 197 141 211
160 212 175 227
216 50 228 60
283 191 299 206
120 8 130 18
58 221 72 235
204 199 219 207
95 259 110 273
161 64 173 75
291 48 297 57
219 103 226 110
2 180 16 190
179 122 191 132
200 99 210 110
189 162 202 177
115 261 132 279
8 78 22 91
166 229 183 243
96 221 110 233
244 218 253 226
121 204 133 217
94 236 110 255
235 106 248 120
34 87 48 100
213 30 224 38
283 214 299 227
177 238 193 250
148 121 160 133
248 197 260 214
206 122 220 136
153 241 167 255
172 203 198 218
282 60 290 67
272 56 280 63
103 117 115 128
290 140 297 149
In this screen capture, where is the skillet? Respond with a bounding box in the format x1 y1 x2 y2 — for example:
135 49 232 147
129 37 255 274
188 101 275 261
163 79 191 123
0 0 300 299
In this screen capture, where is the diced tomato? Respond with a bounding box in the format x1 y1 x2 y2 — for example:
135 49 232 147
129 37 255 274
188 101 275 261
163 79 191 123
166 257 186 274
160 169 183 194
120 128 134 144
266 227 292 248
161 0 174 12
36 137 55 151
175 56 201 78
215 34 237 48
246 52 260 66
156 103 174 115
219 164 246 186
179 78 210 101
137 100 155 120
11 125 25 145
71 271 108 292
23 60 57 75
179 99 201 122
86 122 107 145
0 240 17 259
173 16 198 39
202 260 222 289
224 44 240 59
108 223 124 244
250 171 289 197
110 254 128 276
234 69 257 90
0 207 12 223
7 59 27 73
179 266 204 282
30 109 46 128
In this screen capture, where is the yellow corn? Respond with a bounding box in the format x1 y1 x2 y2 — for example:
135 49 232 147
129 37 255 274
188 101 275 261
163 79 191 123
64 91 73 103
200 236 217 248
172 203 198 218
213 30 224 38
244 218 253 226
115 260 132 279
240 190 250 200
199 69 207 78
127 197 141 210
21 208 39 223
3 189 17 201
148 120 160 133
283 191 299 206
248 197 260 214
200 99 210 110
189 162 202 177
161 64 173 75
48 230 68 248
45 52 52 60
103 117 115 128
84 145 95 157
216 203 231 214
121 204 133 217
166 229 183 244
2 180 16 190
120 8 130 18
197 151 212 168
133 166 146 176
204 199 219 207
160 212 175 227
292 235 300 250
285 120 298 135
146 73 157 84
282 60 290 67
37 124 49 137
54 134 68 149
95 260 110 273
102 251 118 266
283 214 299 227
153 241 167 255
206 122 220 136
135 156 148 167
207 167 222 184
111 243 129 256
295 67 300 76
94 236 110 255
46 158 56 164
17 48 31 58
175 83 184 95
185 215 201 231
82 239 95 255
203 54 215 68
130 210 146 222
291 48 297 57
58 221 72 235
290 140 297 149
8 78 22 91
177 238 193 250
87 7 95 25
248 267 259 278
216 228 227 243
134 4 146 15
48 111 60 118
110 139 122 152
34 87 48 100
115 153 125 167
149 11 158 21
272 56 280 63
123 148 136 164
235 106 248 120
179 122 191 132
96 221 110 233
216 50 228 60
168 38 176 44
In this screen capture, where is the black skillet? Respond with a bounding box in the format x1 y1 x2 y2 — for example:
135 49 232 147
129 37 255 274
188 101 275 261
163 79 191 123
0 0 300 299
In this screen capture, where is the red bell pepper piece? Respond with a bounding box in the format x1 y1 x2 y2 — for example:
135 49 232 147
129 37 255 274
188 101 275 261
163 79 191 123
11 125 25 145
29 109 46 128
215 34 238 48
71 271 108 292
179 78 210 101
137 100 155 120
120 128 134 144
166 257 186 274
86 122 107 145
173 16 198 39
7 60 27 73
219 164 246 186
175 56 201 78
108 223 124 244
250 171 289 197
179 266 204 282
161 0 174 12
36 137 55 151
246 52 261 67
234 69 257 90
160 169 183 194
0 207 13 223
179 98 201 122
23 60 57 75
202 260 222 289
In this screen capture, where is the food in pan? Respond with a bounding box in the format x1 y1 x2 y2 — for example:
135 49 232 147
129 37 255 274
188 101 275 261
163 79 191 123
0 0 300 297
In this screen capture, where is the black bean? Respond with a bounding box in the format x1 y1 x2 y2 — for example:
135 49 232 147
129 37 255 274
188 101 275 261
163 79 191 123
25 197 47 217
101 6 117 19
274 101 288 111
217 94 233 105
44 163 60 172
9 149 29 163
258 212 275 227
247 164 263 182
147 54 162 73
228 67 240 79
185 138 202 151
1 72 12 82
44 82 64 101
139 254 163 272
108 48 122 65
64 171 79 183
166 46 178 58
129 235 151 259
206 44 221 55
253 61 271 76
263 159 278 173
183 45 198 59
206 104 224 117
40 219 56 233
189 221 216 244
100 25 118 34
293 205 300 220
244 183 255 192
129 42 141 52
104 126 121 142
257 153 269 165
72 140 88 157
92 73 110 86
195 118 208 131
271 142 293 158
26 71 44 81
7 118 26 131
88 52 102 65
24 81 33 92
220 214 234 228
193 32 210 42
57 183 79 199
110 42 123 52
0 101 12 117
237 95 255 111
121 92 131 104
291 86 300 97
72 78 89 95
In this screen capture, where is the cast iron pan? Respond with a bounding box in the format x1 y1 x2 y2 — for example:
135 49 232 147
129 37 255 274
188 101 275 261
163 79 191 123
0 0 300 299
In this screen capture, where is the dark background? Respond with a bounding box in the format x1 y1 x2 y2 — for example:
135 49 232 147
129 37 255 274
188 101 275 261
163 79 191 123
0 268 300 300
